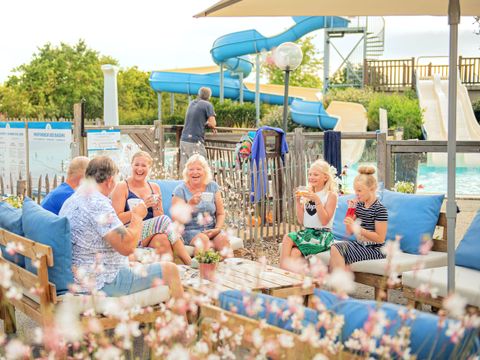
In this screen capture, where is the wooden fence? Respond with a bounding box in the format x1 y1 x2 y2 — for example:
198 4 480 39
3 122 480 246
365 57 480 91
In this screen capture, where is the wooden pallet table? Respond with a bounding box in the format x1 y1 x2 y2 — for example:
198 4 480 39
180 259 313 301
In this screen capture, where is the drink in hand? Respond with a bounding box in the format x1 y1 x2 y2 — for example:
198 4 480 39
345 201 356 219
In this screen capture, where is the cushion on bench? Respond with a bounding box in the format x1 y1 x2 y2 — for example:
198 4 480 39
313 289 479 359
22 197 74 295
380 190 444 254
402 266 480 307
314 248 447 276
332 194 356 241
185 235 244 256
60 285 170 315
219 290 319 333
332 191 444 255
455 210 480 271
0 201 25 267
150 179 183 218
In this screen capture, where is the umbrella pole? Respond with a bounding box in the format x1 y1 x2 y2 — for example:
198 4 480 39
447 0 460 293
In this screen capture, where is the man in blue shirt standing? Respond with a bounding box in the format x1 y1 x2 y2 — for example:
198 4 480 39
179 87 217 170
41 156 90 215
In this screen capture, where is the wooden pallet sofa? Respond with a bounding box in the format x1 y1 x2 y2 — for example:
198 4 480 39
200 288 479 359
314 190 448 298
402 210 480 311
0 198 171 333
154 179 244 256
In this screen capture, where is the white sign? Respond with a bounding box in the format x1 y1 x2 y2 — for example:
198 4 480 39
87 129 122 163
28 122 72 190
0 122 27 194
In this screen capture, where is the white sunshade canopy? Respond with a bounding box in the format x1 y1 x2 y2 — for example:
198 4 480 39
195 0 479 17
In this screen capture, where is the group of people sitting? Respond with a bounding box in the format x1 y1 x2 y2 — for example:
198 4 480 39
41 151 231 298
41 149 388 299
280 159 388 272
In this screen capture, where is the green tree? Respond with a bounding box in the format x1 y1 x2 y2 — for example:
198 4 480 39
1 40 116 118
117 66 158 123
262 36 322 88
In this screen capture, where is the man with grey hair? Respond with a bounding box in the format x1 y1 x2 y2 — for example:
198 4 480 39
41 156 90 215
179 86 217 170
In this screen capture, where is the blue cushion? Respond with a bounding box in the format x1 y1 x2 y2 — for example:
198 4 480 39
331 298 478 359
313 288 348 308
380 190 444 254
0 201 25 267
219 290 319 332
22 197 73 295
332 194 356 241
455 211 480 270
150 180 183 218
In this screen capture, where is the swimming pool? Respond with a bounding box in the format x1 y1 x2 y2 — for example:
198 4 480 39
342 163 480 196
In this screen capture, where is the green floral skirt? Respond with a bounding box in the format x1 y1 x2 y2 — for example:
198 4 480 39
288 228 334 256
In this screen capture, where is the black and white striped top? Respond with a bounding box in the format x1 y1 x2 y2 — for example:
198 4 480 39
355 199 388 245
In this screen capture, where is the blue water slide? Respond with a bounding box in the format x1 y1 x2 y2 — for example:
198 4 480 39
149 71 288 105
290 99 338 130
211 16 349 64
149 16 349 129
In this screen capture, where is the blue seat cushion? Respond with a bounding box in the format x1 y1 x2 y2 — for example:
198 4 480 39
0 201 25 267
455 210 480 270
380 190 444 254
332 194 356 241
219 290 319 333
22 197 73 295
150 179 183 218
330 298 478 359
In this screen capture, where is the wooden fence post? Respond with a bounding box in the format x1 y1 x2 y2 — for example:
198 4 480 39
411 57 416 90
73 103 86 156
376 132 387 189
154 120 164 177
293 128 305 185
16 180 27 198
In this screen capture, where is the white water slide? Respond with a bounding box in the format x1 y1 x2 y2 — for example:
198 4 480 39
417 75 480 167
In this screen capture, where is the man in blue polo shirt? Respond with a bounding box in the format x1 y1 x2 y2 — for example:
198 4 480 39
41 156 90 215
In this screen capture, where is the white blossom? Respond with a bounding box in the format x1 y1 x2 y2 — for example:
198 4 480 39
443 293 467 318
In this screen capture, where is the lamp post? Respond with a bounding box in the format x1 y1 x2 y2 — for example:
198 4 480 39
273 42 303 132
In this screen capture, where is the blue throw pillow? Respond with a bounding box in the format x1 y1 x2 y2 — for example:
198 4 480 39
332 194 356 241
455 211 480 270
150 179 183 218
381 190 444 254
22 197 73 295
0 201 25 267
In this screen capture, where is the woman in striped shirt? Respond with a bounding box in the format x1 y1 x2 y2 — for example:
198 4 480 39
329 165 388 270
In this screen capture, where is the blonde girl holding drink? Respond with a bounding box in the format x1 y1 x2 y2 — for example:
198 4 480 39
279 159 338 272
329 165 388 270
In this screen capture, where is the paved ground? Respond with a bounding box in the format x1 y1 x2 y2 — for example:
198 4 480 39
2 198 478 351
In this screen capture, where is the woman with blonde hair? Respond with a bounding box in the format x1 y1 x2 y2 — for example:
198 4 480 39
111 151 191 265
329 165 388 270
171 154 230 253
280 159 338 272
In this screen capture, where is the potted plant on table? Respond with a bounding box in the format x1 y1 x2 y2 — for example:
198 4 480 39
195 249 221 281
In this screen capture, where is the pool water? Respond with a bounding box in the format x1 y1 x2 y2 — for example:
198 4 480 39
342 163 480 196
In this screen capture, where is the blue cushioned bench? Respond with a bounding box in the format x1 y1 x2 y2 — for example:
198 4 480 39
0 198 171 334
199 289 479 359
314 190 448 299
402 210 480 310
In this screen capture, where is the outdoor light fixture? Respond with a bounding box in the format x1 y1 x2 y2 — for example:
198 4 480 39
273 42 303 132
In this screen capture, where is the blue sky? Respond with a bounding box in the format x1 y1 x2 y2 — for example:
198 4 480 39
0 0 478 82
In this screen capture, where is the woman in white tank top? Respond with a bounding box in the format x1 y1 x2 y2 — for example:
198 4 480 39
279 160 338 273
